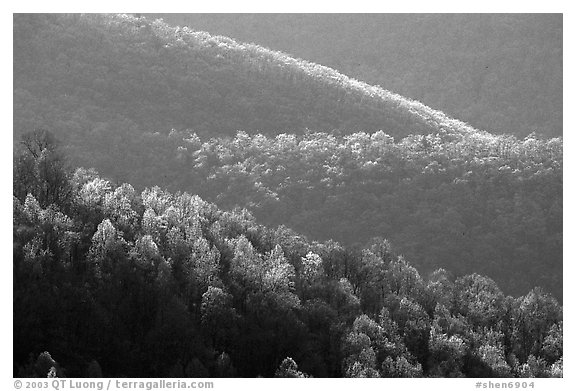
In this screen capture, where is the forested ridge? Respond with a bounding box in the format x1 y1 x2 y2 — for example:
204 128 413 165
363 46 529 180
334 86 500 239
13 13 563 378
12 13 563 299
182 130 563 300
13 131 562 378
152 13 562 138
73 124 561 299
14 14 472 158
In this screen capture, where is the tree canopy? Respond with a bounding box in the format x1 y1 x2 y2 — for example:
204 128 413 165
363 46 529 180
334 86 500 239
13 132 562 377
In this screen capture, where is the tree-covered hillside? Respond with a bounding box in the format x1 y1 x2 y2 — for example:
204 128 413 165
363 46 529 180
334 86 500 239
186 130 563 300
96 127 559 300
152 13 562 138
14 13 470 153
13 14 563 378
13 131 562 378
12 13 563 301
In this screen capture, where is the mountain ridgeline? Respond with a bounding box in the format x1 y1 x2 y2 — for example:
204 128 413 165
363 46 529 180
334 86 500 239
151 13 562 139
13 13 563 299
13 13 563 378
14 14 472 146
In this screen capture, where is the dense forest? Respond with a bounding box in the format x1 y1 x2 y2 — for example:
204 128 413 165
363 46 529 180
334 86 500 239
13 13 562 378
180 130 562 299
12 13 563 299
152 14 562 138
13 130 562 378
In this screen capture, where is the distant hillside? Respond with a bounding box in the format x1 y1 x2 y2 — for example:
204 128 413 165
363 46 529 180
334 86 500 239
151 13 562 138
14 14 473 154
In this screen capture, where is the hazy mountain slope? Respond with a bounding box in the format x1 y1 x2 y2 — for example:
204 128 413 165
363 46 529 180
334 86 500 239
14 13 472 142
14 13 480 189
13 14 563 300
151 13 562 138
12 14 564 377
